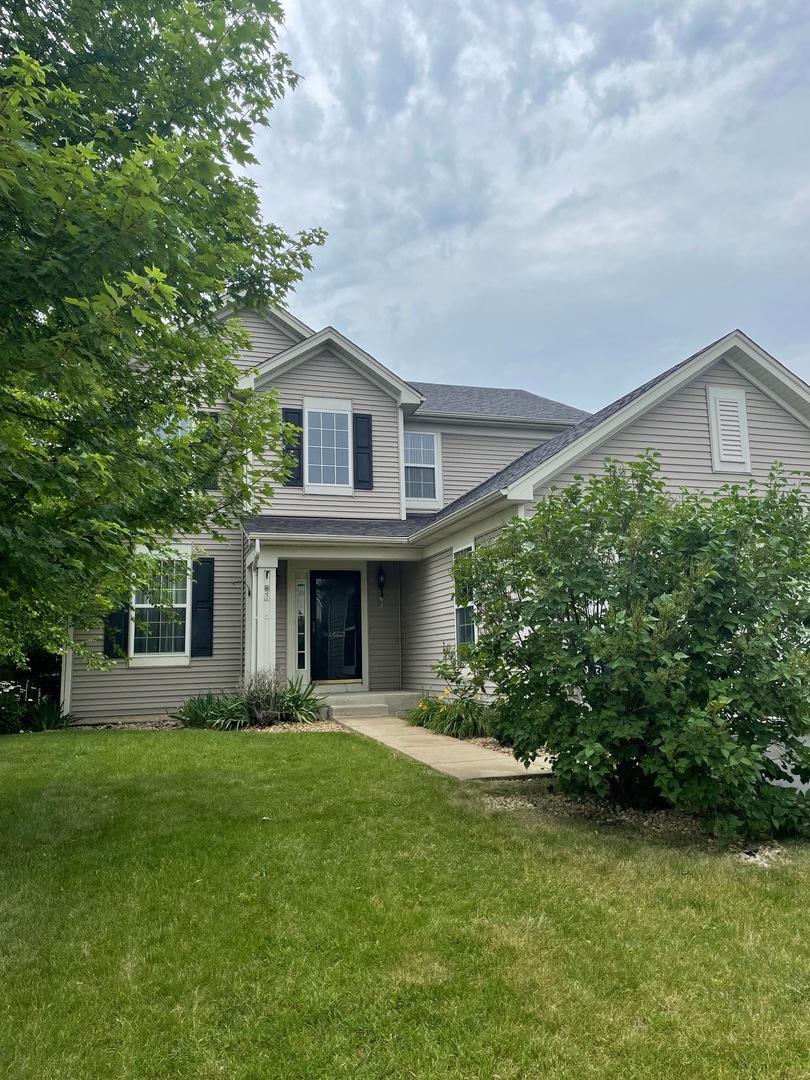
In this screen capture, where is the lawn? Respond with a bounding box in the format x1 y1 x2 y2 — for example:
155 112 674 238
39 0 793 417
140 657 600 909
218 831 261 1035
2 732 810 1079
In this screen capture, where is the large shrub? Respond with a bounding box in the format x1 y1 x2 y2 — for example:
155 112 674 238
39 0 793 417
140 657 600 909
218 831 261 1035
456 453 810 839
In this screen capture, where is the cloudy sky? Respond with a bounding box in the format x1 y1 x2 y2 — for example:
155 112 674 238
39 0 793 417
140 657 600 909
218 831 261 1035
253 0 810 412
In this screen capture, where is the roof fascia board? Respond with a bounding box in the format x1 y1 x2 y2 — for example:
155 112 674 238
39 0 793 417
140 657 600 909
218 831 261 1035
403 420 564 441
254 327 423 404
262 306 315 341
410 412 580 429
731 331 810 404
722 351 810 433
506 332 750 501
215 304 314 342
409 490 511 545
244 536 424 561
420 503 524 559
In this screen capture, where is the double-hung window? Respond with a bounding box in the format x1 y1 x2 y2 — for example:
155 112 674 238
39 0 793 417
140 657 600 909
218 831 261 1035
453 546 475 648
404 431 440 506
130 557 192 664
304 396 352 494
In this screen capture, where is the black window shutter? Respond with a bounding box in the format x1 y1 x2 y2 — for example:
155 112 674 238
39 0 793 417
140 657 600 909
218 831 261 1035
190 558 215 657
282 408 303 486
353 413 373 490
103 607 129 659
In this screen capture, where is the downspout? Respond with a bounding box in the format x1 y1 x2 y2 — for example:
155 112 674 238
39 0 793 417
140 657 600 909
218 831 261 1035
59 630 74 715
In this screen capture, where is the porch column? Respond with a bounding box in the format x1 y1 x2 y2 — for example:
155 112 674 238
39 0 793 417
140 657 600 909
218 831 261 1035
255 550 278 674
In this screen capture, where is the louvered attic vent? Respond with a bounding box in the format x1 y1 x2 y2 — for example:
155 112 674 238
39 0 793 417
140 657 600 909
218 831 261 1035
707 385 751 473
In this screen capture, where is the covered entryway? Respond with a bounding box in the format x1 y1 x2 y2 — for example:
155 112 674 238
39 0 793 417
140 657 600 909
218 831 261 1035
245 541 413 696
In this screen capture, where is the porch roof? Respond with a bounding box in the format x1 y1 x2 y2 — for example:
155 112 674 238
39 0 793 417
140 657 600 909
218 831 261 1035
244 514 437 539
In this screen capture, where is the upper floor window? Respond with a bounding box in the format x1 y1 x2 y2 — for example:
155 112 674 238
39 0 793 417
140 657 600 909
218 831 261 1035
303 396 353 494
282 398 374 494
308 409 350 486
405 431 438 503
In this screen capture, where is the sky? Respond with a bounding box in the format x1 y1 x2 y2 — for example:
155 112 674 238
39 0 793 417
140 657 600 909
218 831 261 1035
252 0 810 413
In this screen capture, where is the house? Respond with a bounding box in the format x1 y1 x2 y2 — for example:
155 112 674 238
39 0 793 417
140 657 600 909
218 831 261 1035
61 313 810 720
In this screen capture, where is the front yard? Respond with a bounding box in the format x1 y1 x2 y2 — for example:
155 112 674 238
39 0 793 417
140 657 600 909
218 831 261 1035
2 730 810 1079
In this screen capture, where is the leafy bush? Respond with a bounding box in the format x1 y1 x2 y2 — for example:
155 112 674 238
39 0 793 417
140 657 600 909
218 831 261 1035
0 687 28 734
456 453 810 840
0 686 74 734
24 699 77 730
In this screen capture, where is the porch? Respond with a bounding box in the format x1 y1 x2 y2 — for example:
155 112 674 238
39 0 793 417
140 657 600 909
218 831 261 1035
245 544 422 697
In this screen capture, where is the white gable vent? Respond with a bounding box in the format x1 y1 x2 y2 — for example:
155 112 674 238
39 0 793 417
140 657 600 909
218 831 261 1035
707 385 751 473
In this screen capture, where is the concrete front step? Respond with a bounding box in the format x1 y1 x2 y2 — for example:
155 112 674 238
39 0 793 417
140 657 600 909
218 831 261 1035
328 703 390 720
321 691 421 722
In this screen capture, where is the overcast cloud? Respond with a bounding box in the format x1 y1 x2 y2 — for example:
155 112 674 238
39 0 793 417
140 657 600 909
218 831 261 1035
253 0 810 411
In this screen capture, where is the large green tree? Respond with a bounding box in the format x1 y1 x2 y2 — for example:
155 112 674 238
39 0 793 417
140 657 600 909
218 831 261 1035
0 0 325 662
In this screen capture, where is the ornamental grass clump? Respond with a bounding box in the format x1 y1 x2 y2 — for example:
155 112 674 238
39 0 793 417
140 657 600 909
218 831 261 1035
455 452 810 841
406 691 493 740
172 672 325 730
407 647 496 740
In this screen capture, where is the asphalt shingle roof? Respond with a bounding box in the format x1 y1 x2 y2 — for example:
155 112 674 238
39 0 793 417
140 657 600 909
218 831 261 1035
423 333 730 526
247 335 731 542
411 381 589 422
244 514 436 538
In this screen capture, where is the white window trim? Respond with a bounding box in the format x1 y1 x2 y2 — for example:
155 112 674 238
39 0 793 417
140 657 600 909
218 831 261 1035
452 543 476 649
707 385 751 473
128 546 193 667
303 395 353 496
404 428 443 510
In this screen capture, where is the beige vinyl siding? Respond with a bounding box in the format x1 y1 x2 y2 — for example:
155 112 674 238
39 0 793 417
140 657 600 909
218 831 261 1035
401 549 455 692
366 561 401 690
276 560 287 679
230 311 298 371
69 532 244 719
440 432 549 504
536 361 810 497
267 349 402 518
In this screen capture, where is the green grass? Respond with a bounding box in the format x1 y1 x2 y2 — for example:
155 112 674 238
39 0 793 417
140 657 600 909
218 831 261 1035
2 732 810 1079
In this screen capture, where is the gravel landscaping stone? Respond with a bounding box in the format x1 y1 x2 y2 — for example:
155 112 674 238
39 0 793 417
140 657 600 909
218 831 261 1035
253 720 348 734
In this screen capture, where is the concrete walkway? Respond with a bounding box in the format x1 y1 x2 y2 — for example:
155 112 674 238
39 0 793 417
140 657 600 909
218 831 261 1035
338 715 552 780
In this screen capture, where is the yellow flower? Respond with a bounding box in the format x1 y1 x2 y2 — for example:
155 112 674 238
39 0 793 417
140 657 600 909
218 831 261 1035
444 687 451 694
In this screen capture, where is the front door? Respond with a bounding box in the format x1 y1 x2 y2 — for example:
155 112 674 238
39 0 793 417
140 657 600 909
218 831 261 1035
310 570 362 682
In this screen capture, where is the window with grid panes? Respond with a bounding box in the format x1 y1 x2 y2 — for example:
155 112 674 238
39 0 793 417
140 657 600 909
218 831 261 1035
306 409 350 486
132 560 191 655
453 546 475 648
404 431 436 500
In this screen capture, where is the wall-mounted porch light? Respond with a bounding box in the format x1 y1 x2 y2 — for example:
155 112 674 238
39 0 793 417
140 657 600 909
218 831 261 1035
375 565 386 605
